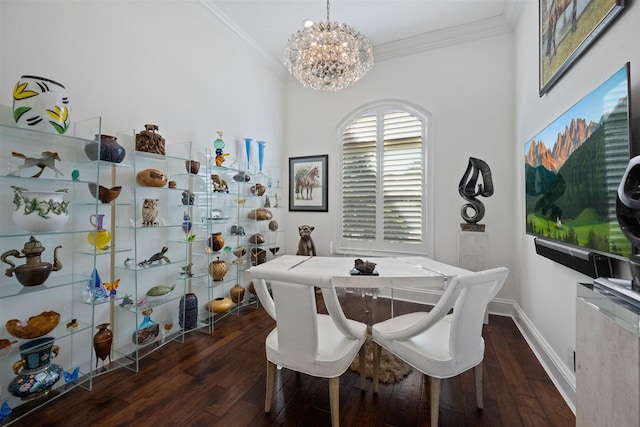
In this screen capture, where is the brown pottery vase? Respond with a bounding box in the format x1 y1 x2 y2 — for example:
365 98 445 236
230 283 246 303
209 257 228 281
93 323 113 368
209 232 225 252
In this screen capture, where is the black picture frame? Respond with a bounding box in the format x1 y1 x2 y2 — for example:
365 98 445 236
289 155 328 212
539 0 625 96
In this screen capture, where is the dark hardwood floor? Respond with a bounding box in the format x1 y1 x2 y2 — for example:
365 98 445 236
13 293 575 426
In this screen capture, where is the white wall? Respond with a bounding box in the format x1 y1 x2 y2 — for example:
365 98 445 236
0 1 285 173
513 0 640 408
284 31 517 302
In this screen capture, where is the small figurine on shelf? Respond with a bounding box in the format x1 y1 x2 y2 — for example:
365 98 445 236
211 174 229 192
181 190 195 205
104 278 120 297
182 212 193 239
9 151 64 178
141 198 159 227
85 268 108 304
120 294 134 307
181 262 194 277
138 246 170 267
213 131 229 166
135 124 166 155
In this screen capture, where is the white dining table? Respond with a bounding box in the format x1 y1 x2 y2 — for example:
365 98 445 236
247 255 471 320
248 254 470 289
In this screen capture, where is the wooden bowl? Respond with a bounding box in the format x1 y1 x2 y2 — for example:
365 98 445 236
6 310 60 339
88 183 122 203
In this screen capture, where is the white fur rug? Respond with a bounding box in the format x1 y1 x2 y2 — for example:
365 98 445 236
349 337 412 383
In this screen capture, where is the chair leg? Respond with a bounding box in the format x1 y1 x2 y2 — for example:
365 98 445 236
329 376 340 427
474 363 483 410
359 349 366 391
265 360 276 413
372 343 381 393
430 377 440 427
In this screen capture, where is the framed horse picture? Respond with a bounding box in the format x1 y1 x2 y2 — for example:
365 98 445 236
289 155 328 212
539 0 625 96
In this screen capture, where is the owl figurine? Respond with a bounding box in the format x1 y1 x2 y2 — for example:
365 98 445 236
141 198 159 226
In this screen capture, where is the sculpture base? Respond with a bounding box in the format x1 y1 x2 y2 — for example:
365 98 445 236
460 223 485 232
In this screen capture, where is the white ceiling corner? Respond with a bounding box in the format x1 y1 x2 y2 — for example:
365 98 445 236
197 0 524 82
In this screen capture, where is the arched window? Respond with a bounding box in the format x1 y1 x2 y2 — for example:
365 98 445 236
337 102 432 256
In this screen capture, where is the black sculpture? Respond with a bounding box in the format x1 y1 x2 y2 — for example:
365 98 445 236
616 156 640 291
458 157 494 231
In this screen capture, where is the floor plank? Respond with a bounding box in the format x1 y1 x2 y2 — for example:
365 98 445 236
11 294 575 426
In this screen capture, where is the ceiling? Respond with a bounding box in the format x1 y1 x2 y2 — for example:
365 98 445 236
200 0 524 77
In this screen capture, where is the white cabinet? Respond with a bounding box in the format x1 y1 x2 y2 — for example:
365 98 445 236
576 283 640 426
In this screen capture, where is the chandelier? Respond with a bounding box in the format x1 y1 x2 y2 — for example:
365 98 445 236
283 0 374 91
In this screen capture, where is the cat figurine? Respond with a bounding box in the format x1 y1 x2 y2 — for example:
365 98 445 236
141 198 159 226
296 225 317 256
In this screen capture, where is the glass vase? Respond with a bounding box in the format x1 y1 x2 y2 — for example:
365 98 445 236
244 138 252 171
256 140 266 174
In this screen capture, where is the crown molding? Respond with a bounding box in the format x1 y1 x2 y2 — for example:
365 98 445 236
197 0 525 81
374 12 520 62
196 0 289 81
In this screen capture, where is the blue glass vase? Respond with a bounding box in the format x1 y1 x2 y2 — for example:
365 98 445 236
256 140 266 173
244 138 252 171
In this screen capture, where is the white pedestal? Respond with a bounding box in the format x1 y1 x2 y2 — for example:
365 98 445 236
458 230 490 322
457 230 489 272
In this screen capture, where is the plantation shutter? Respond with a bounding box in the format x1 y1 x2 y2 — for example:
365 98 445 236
341 109 424 248
382 112 423 243
342 114 377 240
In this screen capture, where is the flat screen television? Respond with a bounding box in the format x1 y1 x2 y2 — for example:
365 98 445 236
525 63 633 259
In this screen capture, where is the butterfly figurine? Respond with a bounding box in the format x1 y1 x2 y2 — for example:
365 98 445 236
104 278 120 296
63 366 80 383
0 400 12 420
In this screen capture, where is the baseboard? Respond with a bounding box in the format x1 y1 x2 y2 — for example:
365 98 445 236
510 303 576 414
371 287 576 414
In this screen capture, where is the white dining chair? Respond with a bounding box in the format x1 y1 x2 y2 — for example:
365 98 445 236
261 279 367 427
371 267 509 426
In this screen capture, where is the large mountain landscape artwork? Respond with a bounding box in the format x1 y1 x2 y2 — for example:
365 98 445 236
525 65 631 257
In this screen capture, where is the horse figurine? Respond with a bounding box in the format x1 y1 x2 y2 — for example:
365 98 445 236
295 166 319 200
10 151 64 178
544 0 577 59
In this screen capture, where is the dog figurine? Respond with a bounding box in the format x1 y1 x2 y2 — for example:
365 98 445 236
11 151 63 178
296 225 317 256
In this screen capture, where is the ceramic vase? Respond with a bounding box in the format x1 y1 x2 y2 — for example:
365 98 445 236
179 293 198 330
12 188 70 233
13 75 70 134
84 134 126 163
209 257 228 281
185 160 200 174
209 232 225 252
230 283 246 304
251 248 267 266
133 308 159 345
207 297 233 313
8 336 62 400
93 323 113 368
